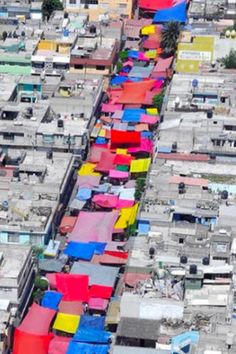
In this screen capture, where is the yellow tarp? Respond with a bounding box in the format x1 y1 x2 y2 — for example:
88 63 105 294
116 148 128 155
78 163 100 176
146 108 158 115
141 25 156 35
53 312 80 334
115 203 138 229
130 158 151 173
98 128 106 137
145 50 158 59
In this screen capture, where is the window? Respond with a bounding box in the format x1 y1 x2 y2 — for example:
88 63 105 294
74 64 84 70
3 132 14 141
96 65 106 71
69 0 76 4
8 234 19 243
43 134 55 144
179 238 184 244
80 0 98 4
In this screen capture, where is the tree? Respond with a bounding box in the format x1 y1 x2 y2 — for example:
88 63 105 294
152 92 164 112
42 0 63 21
160 21 181 54
2 31 7 42
119 50 128 61
222 49 236 69
135 178 146 201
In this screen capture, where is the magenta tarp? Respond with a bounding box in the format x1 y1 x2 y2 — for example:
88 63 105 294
48 336 70 354
101 103 123 113
18 303 56 335
93 194 119 208
128 138 153 153
69 211 119 242
88 298 109 311
116 199 134 208
140 114 160 124
55 273 89 302
109 169 129 179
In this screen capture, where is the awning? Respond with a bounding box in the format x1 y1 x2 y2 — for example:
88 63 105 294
53 313 80 334
130 158 151 173
56 273 89 302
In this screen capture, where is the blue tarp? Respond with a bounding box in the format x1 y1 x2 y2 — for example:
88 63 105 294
66 342 109 354
89 242 107 255
137 219 150 235
153 2 187 23
122 108 145 123
92 183 110 193
76 187 92 201
128 50 139 59
41 291 62 311
158 146 172 153
171 331 199 354
64 241 96 260
79 315 105 330
141 131 153 138
73 328 111 343
111 76 128 86
96 137 107 145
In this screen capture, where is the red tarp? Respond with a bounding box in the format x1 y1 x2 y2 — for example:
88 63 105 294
89 285 113 299
18 303 56 335
128 138 153 154
91 254 127 265
157 153 210 162
59 216 77 235
55 273 89 302
114 154 133 165
117 80 156 104
139 0 173 11
58 301 84 315
105 251 129 259
95 152 116 173
13 329 53 354
88 146 108 163
48 336 70 354
101 103 123 112
110 130 141 148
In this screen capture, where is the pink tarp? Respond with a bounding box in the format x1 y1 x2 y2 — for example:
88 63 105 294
48 336 70 354
157 153 210 162
58 301 84 315
76 175 101 188
95 152 116 173
46 273 57 289
116 199 134 208
109 169 129 179
140 114 160 124
93 194 119 208
101 103 123 112
69 211 119 242
88 298 109 311
55 273 89 302
18 303 56 335
88 146 108 163
170 175 209 187
128 138 153 153
151 57 173 78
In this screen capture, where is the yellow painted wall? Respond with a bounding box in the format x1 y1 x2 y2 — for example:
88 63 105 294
176 36 215 73
38 40 57 51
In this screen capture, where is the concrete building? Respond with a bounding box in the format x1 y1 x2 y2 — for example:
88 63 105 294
64 0 134 21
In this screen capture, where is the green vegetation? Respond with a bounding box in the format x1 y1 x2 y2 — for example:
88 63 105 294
160 21 181 54
222 49 236 69
116 61 123 73
42 0 63 21
119 50 129 61
152 92 164 112
135 178 146 201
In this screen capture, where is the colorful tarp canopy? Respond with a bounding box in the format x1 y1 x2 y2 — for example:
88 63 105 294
153 2 187 23
69 211 119 243
115 204 138 229
76 187 92 201
78 163 100 176
90 285 113 299
93 194 119 209
101 103 123 112
55 273 89 302
73 328 111 343
66 341 109 354
117 80 156 104
13 329 53 354
64 242 96 260
128 138 153 154
130 158 151 173
89 242 107 255
95 152 116 173
88 297 109 310
53 313 80 334
109 169 129 179
139 0 173 11
140 114 160 124
88 147 108 164
18 303 56 335
48 336 70 354
122 108 145 123
58 301 84 316
41 291 62 311
59 216 77 235
79 315 105 330
114 154 132 165
110 130 141 148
